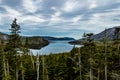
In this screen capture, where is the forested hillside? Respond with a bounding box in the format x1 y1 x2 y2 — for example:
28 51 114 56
0 42 120 80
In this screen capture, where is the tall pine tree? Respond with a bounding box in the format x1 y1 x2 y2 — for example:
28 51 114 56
8 18 21 49
6 18 22 80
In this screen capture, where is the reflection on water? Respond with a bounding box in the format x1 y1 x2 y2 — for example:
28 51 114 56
31 40 81 55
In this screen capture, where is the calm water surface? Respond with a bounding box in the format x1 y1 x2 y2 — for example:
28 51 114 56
31 40 80 55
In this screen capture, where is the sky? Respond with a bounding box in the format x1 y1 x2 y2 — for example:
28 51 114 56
0 0 120 39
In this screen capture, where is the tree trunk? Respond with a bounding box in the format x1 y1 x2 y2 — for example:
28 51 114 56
3 54 7 77
78 48 82 80
15 55 18 80
42 55 45 80
21 62 24 80
97 68 100 80
36 54 40 80
6 60 10 76
31 52 35 69
90 61 93 80
90 46 93 80
105 63 107 80
16 66 18 80
104 28 107 80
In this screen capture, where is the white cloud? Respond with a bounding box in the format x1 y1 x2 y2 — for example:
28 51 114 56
88 13 101 24
0 8 21 25
0 5 46 26
90 9 120 22
62 1 74 12
3 6 22 17
35 0 43 3
0 0 2 4
89 1 97 9
22 0 38 13
72 15 82 23
93 0 117 8
0 5 23 25
48 11 63 25
62 0 97 12
18 15 46 25
51 7 57 11
62 0 83 12
52 11 61 17
49 17 62 25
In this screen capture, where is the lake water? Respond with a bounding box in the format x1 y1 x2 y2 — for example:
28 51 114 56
31 40 78 55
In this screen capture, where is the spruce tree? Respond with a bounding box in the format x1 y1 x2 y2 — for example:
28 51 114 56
8 18 21 49
7 18 21 80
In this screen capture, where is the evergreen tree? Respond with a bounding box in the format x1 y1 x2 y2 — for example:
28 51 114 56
7 18 21 80
103 28 108 80
8 18 21 49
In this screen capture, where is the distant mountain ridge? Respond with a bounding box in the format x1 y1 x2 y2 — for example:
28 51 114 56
69 26 120 44
41 36 75 41
92 26 120 40
21 36 49 49
0 33 49 49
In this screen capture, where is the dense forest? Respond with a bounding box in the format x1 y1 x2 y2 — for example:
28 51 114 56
0 19 120 80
